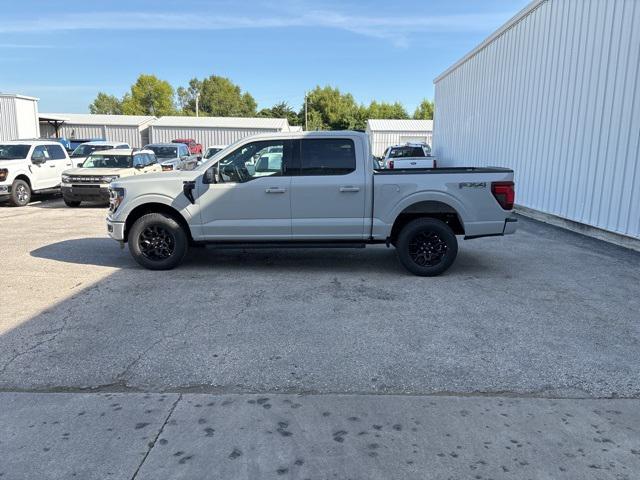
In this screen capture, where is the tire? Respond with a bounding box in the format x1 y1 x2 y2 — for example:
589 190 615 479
63 198 81 207
128 213 188 270
396 218 458 276
9 179 31 207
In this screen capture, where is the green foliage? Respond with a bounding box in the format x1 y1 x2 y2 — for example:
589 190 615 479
303 86 367 130
115 75 176 116
88 93 123 115
366 101 409 120
179 75 257 117
257 101 301 126
413 99 434 120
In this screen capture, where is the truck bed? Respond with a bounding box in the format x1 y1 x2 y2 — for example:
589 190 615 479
374 166 514 175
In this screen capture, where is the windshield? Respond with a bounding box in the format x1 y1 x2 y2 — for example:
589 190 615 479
204 147 223 159
146 146 177 159
71 144 114 158
82 154 132 169
389 146 428 158
0 144 30 160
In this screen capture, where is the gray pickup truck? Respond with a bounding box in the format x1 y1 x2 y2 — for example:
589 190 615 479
106 131 516 276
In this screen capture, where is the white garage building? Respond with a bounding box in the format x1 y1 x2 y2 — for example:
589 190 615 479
366 119 434 157
39 113 156 148
0 93 40 141
433 0 640 247
147 116 291 148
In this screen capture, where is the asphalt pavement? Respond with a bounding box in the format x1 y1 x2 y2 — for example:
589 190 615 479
1 196 639 479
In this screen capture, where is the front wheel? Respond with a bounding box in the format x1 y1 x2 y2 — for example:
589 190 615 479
9 179 31 207
128 213 188 270
396 218 458 276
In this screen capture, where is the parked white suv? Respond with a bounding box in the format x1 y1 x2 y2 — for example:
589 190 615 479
382 143 437 169
69 141 130 168
0 140 72 206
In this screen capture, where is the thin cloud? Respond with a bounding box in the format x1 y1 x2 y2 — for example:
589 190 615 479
0 10 511 47
0 43 56 49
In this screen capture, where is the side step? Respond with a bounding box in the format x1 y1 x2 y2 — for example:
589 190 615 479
199 242 367 250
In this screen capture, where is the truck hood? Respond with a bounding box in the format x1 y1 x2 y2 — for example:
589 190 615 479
0 159 28 170
63 167 128 176
111 170 195 188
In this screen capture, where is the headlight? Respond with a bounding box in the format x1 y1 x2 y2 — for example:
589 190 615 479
102 175 120 183
162 164 173 171
61 174 70 183
109 187 125 212
0 169 8 182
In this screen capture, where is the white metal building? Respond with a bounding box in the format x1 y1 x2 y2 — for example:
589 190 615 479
147 116 291 147
0 93 40 141
366 119 434 157
39 113 156 148
434 0 640 243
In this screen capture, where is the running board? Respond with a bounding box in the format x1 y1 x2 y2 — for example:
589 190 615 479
199 241 367 250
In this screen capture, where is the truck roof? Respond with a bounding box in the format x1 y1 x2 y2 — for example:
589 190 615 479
90 148 155 156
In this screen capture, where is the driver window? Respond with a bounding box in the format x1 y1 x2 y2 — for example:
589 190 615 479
217 140 286 183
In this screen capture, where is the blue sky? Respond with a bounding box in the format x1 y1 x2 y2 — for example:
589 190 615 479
0 0 531 114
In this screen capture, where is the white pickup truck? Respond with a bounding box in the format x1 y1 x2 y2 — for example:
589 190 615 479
382 143 436 169
106 131 517 276
0 140 72 206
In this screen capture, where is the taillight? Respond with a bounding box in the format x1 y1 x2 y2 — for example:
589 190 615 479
491 181 515 210
388 160 394 169
433 158 437 168
162 165 173 171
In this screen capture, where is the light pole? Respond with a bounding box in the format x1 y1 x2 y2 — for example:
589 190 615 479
195 92 200 117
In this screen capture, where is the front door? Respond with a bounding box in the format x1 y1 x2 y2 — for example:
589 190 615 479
290 137 366 239
195 139 293 240
30 145 57 189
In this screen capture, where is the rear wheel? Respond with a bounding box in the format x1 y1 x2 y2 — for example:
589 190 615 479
128 213 188 270
63 198 81 207
396 218 458 276
9 179 31 207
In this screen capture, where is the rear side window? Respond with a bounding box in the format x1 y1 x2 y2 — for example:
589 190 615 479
46 144 66 160
300 139 356 176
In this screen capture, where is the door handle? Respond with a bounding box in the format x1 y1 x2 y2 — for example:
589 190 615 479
265 187 286 193
49 164 56 168
339 186 360 192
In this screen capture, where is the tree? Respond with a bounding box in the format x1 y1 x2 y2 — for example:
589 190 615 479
89 93 122 114
179 75 257 117
257 101 301 126
303 86 367 130
120 75 176 116
367 101 409 119
413 99 434 120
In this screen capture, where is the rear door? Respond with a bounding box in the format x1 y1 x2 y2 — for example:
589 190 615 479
290 137 366 239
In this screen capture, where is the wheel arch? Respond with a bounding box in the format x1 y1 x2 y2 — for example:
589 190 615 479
124 202 193 244
13 174 32 188
390 200 465 242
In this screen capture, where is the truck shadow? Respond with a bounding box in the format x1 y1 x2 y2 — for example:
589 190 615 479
30 238 502 276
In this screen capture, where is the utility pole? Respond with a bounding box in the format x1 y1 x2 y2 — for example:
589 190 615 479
304 91 308 131
195 92 200 117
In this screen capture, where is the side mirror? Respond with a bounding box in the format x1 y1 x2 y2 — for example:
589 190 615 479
31 153 46 164
203 166 217 184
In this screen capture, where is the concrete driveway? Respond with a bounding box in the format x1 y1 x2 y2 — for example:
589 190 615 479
1 197 639 479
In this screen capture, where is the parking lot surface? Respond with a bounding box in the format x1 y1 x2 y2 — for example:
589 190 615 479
1 197 639 398
2 197 640 479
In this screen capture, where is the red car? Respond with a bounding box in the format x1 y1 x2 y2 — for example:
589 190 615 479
172 138 202 157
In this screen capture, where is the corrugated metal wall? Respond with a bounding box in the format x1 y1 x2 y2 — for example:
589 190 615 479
148 126 282 148
0 96 39 141
40 124 146 147
434 0 640 240
0 97 19 141
368 131 434 157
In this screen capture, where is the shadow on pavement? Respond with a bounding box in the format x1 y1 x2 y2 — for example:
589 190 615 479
29 236 502 276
